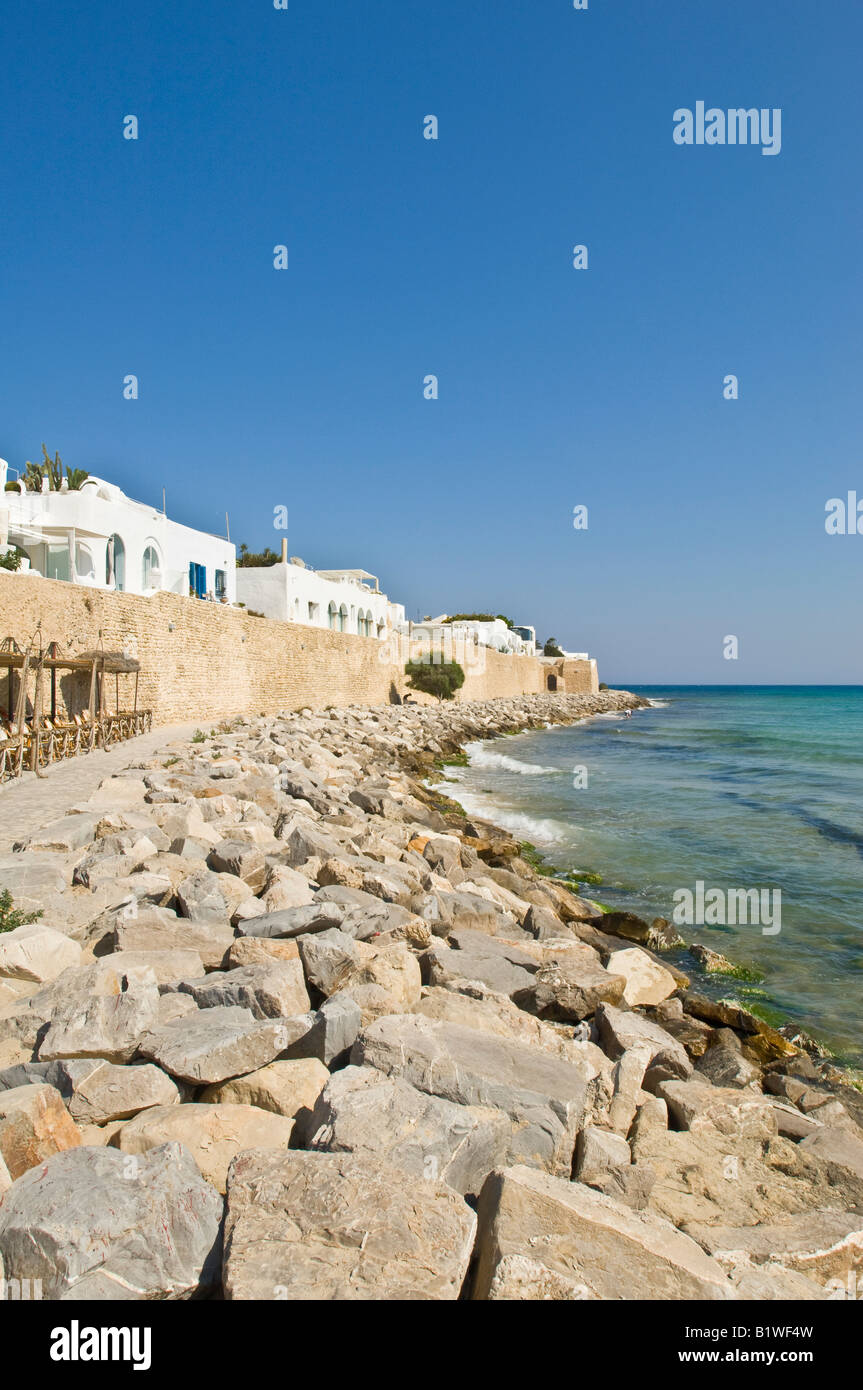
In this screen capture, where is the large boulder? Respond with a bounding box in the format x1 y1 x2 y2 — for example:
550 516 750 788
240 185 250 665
115 1102 295 1193
595 1003 693 1079
799 1126 863 1181
37 962 161 1064
138 1006 307 1085
222 1149 476 1300
0 924 82 984
532 947 626 1022
108 948 207 986
285 996 362 1067
112 909 234 970
423 936 537 1002
307 1065 510 1197
201 1058 329 1129
175 960 310 1019
353 1014 601 1175
656 1078 778 1141
65 1061 181 1124
472 1166 732 1300
607 947 677 1007
686 1210 863 1288
206 841 268 893
332 940 422 1023
0 1142 222 1299
0 1083 82 1178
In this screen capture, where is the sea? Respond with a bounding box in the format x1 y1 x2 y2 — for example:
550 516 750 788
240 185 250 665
435 687 863 1065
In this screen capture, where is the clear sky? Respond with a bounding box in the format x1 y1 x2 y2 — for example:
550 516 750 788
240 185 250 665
1 1 860 683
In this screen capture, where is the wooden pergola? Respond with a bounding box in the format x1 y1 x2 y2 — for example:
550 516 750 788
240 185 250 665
0 633 152 781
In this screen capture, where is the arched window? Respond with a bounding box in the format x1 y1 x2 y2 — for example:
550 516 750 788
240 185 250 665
75 543 95 581
338 604 348 633
142 544 161 590
106 534 126 591
328 602 338 630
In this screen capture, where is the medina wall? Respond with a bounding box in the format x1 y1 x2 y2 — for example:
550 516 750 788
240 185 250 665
0 574 561 725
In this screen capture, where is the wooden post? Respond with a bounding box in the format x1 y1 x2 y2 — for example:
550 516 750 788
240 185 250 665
31 655 44 775
87 658 98 750
15 647 30 778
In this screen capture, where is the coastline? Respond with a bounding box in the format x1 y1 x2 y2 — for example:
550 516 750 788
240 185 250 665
1 689 863 1301
434 695 863 1076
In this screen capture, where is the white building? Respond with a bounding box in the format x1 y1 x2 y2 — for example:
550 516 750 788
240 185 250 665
235 545 405 639
408 615 537 656
0 462 236 603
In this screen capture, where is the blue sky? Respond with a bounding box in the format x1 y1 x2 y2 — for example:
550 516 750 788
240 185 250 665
1 1 860 683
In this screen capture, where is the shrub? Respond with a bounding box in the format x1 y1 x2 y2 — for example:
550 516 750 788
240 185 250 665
0 889 43 934
0 547 26 572
404 659 465 701
543 637 564 657
442 613 514 628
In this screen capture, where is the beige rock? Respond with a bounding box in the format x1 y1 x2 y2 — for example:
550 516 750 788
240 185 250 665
115 1101 294 1192
223 1149 476 1300
0 924 82 984
67 1061 181 1124
472 1166 732 1301
483 1253 597 1300
107 948 205 984
334 940 422 1023
200 1058 329 1127
0 1083 82 1179
608 946 677 1007
261 866 316 912
657 1078 778 1141
225 936 300 969
687 1210 863 1287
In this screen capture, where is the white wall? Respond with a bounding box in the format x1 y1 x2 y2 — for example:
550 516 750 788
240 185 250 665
236 561 403 638
2 474 236 602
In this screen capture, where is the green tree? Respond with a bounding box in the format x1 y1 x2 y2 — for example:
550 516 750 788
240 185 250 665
237 543 280 568
404 660 466 701
543 637 564 657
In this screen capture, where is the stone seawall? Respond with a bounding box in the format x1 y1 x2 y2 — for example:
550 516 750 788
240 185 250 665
0 574 596 724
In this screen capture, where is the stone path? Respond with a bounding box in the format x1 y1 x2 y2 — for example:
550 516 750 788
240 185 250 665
0 720 213 851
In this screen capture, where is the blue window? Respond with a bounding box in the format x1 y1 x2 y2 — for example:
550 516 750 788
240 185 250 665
189 562 206 598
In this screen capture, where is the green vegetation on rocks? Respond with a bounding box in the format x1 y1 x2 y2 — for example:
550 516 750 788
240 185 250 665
0 889 43 934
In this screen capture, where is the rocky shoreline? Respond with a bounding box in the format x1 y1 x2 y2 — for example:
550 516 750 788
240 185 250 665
1 689 862 1300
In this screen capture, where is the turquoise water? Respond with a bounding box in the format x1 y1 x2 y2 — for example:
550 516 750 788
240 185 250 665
440 688 863 1063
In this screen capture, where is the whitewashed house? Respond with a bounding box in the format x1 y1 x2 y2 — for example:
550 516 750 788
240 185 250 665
0 461 236 602
235 543 406 639
407 615 537 656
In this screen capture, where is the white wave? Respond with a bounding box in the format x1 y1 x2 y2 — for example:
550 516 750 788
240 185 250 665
647 699 670 708
454 790 571 843
466 741 558 776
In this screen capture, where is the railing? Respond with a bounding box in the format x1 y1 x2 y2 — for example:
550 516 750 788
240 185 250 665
0 710 153 783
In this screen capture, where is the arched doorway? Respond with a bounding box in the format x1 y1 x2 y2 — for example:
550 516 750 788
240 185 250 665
142 544 160 590
547 674 558 691
106 534 126 591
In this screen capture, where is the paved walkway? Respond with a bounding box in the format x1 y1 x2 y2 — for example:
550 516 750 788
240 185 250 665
0 721 214 850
